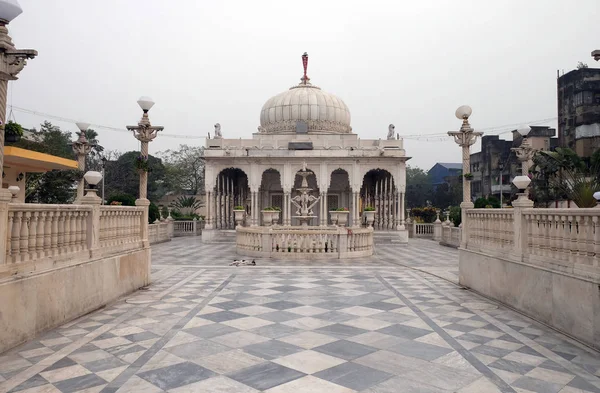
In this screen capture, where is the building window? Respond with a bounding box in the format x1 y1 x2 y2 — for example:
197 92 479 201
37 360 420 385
574 92 583 106
583 91 593 105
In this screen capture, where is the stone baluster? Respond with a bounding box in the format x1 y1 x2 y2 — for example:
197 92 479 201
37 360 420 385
6 211 14 260
29 211 38 259
593 216 600 268
36 211 45 259
19 211 30 261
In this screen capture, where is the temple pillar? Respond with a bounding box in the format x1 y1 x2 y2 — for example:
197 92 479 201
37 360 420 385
283 190 291 226
205 191 214 229
321 192 327 226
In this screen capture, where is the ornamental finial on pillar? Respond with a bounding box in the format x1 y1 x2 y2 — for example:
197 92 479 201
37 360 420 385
301 52 310 85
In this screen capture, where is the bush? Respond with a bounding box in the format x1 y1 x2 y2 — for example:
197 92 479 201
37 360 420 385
171 209 201 221
364 206 376 211
161 205 169 219
149 203 160 224
107 193 136 206
410 206 437 223
449 206 461 227
475 196 500 209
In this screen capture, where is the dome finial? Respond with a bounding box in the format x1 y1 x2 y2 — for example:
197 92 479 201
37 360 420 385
301 52 310 85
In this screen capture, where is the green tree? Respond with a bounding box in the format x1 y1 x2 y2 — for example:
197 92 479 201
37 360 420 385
10 121 98 204
530 148 600 208
158 145 205 195
405 166 433 208
104 151 168 202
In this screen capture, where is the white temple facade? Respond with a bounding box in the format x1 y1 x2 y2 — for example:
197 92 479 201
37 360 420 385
203 54 409 243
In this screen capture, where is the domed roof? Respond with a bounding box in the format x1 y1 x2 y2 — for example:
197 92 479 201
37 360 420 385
259 53 352 134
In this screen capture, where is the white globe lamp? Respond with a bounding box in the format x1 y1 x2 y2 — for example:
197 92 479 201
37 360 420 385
137 96 155 112
0 0 22 24
512 175 531 191
455 105 472 120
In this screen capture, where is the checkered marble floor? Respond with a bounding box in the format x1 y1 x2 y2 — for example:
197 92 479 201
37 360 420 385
1 240 599 393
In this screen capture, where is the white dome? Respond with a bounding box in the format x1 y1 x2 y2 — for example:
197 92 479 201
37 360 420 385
259 82 352 134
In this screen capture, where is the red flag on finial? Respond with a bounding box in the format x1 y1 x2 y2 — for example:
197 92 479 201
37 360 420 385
302 52 308 84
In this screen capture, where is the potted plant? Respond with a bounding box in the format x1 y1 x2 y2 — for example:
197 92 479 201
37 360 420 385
330 207 350 226
233 205 245 227
271 206 281 225
463 173 474 181
261 206 277 226
134 155 151 173
363 206 376 227
4 121 24 143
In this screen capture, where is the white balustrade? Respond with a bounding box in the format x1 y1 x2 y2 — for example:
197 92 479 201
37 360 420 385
441 225 461 248
2 203 147 278
236 226 373 258
148 221 174 244
463 207 600 282
523 209 600 280
99 206 143 249
465 209 514 256
174 220 202 237
415 223 434 238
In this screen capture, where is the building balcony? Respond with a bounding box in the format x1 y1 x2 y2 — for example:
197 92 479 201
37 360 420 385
491 184 512 193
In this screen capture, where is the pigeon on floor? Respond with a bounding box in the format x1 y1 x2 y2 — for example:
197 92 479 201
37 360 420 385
229 259 256 266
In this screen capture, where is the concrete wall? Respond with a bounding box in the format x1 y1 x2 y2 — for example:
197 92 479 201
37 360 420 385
0 247 151 353
459 248 600 350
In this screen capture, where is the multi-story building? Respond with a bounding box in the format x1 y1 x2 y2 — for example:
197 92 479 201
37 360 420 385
470 127 557 203
427 163 462 187
557 67 600 156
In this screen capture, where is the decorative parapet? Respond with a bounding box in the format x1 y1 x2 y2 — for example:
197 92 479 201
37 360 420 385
1 203 147 280
463 208 600 283
236 226 373 259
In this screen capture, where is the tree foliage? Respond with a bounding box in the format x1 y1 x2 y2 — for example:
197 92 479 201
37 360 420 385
170 195 202 215
104 151 168 202
530 148 600 208
405 166 432 208
9 121 105 204
159 145 205 195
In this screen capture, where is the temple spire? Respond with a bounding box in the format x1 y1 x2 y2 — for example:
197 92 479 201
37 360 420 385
301 52 310 85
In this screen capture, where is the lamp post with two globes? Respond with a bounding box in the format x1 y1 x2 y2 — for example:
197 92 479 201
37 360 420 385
0 0 36 202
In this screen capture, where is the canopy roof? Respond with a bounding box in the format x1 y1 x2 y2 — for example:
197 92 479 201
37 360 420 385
4 146 78 173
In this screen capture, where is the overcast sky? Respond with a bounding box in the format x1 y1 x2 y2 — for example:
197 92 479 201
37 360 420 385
7 0 600 169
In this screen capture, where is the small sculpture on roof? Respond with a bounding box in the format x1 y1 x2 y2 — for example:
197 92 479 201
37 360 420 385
214 123 222 139
387 124 395 140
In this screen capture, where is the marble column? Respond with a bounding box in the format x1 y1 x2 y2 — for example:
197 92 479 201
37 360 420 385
250 191 257 226
321 192 328 226
206 191 213 229
283 191 291 226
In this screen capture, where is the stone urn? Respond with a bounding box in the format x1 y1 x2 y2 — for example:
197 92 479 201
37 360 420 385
363 210 376 227
272 210 281 225
233 209 245 228
261 210 275 226
330 211 349 226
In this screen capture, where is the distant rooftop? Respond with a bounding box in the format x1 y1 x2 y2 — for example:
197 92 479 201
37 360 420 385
435 163 462 170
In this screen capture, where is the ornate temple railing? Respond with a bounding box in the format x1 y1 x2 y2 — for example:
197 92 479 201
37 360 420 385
2 203 146 280
440 225 461 248
236 226 374 259
174 220 203 237
464 209 514 257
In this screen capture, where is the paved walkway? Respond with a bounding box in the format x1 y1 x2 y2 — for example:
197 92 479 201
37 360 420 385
1 239 599 393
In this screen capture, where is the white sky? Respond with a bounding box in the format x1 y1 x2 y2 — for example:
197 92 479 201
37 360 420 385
7 0 600 169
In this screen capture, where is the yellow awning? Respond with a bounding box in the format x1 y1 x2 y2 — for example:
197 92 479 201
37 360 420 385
4 146 78 172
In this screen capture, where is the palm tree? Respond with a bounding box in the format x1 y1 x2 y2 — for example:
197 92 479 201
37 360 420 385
531 148 600 207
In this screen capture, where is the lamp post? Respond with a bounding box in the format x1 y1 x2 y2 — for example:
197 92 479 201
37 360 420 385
448 106 482 243
71 122 92 201
0 1 37 202
100 156 107 205
512 127 534 176
126 97 164 202
498 162 504 207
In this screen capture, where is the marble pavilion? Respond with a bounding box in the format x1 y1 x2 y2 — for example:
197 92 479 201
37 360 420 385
202 53 410 243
